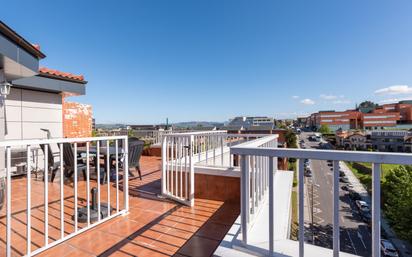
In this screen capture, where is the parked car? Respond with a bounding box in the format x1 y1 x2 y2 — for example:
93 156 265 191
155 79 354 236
355 200 370 212
342 184 354 191
349 191 361 201
305 170 312 177
340 176 349 183
339 171 345 177
381 239 399 257
359 209 372 225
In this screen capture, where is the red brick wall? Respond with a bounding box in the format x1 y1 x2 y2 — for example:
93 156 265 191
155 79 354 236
63 98 93 138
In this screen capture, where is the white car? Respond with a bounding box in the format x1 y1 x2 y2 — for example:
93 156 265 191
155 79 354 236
355 200 370 212
381 239 399 257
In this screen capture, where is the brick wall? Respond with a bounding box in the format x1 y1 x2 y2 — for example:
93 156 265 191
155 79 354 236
63 98 93 138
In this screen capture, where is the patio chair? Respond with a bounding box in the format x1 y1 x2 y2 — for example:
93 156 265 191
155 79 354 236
61 143 87 181
40 144 61 182
128 138 145 180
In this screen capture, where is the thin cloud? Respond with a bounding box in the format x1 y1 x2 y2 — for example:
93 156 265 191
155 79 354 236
292 95 300 99
320 94 338 100
301 98 315 105
374 85 412 95
333 99 351 104
379 97 412 104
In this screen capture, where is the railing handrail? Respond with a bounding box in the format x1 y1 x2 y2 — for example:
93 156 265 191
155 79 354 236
230 134 278 148
231 146 412 165
165 130 227 136
0 135 127 147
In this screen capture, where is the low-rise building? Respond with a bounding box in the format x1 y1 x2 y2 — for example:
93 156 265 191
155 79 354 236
228 116 274 129
370 130 412 152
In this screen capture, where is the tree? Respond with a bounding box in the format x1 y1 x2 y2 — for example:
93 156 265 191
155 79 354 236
358 100 378 109
285 129 297 148
382 166 412 242
318 124 331 134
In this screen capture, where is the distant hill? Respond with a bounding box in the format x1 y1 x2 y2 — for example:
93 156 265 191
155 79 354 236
171 121 225 128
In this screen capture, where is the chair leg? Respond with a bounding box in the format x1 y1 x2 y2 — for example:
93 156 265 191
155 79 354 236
51 168 57 182
136 166 142 180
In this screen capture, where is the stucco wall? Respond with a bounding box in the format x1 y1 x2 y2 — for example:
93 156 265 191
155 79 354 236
5 87 63 140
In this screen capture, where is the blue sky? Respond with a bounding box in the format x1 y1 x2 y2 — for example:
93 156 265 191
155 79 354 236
3 1 412 124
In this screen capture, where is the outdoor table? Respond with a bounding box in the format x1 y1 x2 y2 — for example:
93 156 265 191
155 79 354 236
77 145 124 183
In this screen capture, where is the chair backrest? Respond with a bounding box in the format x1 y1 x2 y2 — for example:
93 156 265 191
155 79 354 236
128 138 144 167
62 143 75 168
40 144 54 167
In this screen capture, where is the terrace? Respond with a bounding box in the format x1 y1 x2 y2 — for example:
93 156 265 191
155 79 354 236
0 130 409 257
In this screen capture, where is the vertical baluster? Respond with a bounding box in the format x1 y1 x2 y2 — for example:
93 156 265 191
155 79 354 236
221 136 224 166
161 136 167 195
27 145 32 255
106 140 110 217
251 156 255 214
74 143 78 232
86 142 90 226
179 137 183 198
44 144 49 246
171 139 174 195
189 135 195 206
6 147 11 257
298 158 304 257
372 163 381 257
97 141 101 221
123 137 129 211
185 137 188 201
115 140 119 212
175 138 178 197
59 143 64 239
333 160 340 257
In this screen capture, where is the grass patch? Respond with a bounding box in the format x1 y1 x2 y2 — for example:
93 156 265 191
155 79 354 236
290 190 298 240
345 162 401 192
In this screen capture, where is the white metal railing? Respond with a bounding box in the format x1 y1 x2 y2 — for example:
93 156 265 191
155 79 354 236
231 141 412 257
1 135 129 257
161 131 278 206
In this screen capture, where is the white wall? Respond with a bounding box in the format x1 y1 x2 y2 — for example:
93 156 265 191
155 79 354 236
5 87 63 140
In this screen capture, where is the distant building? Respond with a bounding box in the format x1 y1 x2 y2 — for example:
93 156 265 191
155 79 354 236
370 130 412 152
306 101 412 131
335 131 371 150
228 116 274 129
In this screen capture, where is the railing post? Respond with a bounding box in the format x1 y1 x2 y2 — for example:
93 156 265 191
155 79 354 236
268 156 274 255
123 137 129 212
189 135 195 206
240 154 249 244
161 135 167 195
372 163 381 257
6 147 11 257
298 158 304 257
333 160 340 257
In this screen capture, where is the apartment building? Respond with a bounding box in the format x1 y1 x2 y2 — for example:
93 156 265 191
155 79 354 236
307 110 361 131
307 101 412 131
370 130 412 152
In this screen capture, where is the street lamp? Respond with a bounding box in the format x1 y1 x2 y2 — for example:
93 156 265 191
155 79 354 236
0 81 12 135
0 81 12 98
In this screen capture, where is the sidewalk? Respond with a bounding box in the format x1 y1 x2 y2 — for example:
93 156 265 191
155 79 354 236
340 161 412 257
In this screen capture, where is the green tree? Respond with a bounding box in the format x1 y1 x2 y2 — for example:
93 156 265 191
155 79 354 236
318 124 331 134
382 166 412 242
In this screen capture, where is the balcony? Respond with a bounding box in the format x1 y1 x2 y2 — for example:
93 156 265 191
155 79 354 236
0 132 410 256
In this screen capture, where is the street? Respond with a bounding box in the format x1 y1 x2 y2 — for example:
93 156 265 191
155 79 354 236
299 132 372 256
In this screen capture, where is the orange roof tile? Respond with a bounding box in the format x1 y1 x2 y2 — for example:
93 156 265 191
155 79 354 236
39 67 85 82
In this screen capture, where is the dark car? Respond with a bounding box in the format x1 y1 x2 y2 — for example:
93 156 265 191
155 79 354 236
359 209 372 225
349 191 361 201
339 171 345 177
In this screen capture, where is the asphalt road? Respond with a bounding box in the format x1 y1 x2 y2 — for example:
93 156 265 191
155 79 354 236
299 132 372 256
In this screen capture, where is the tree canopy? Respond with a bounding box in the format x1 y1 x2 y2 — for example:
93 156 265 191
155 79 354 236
318 124 331 134
382 165 412 242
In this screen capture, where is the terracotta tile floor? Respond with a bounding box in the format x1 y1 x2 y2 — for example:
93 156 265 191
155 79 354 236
0 156 239 257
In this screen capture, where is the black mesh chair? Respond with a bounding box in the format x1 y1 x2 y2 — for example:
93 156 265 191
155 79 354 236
61 143 87 181
128 138 145 180
40 144 61 182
